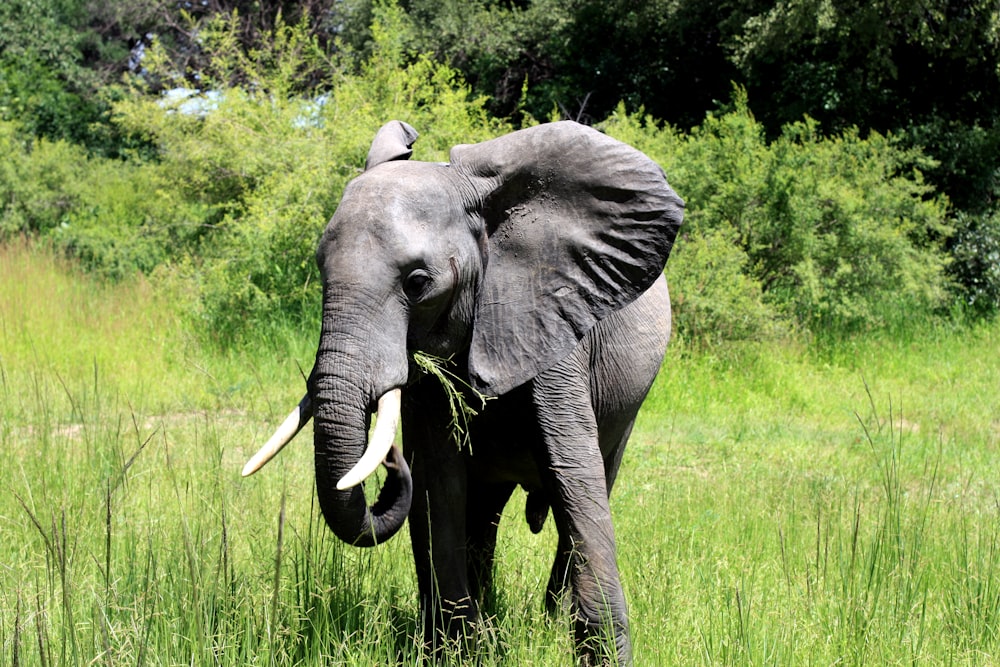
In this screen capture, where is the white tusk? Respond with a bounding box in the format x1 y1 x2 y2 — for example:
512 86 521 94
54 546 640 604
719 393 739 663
336 388 402 490
242 394 312 477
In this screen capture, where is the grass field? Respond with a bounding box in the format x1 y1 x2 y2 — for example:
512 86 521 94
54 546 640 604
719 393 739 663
2 241 999 665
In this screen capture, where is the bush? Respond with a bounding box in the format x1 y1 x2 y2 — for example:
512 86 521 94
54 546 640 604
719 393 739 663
54 163 210 280
949 210 1000 317
0 16 143 158
906 118 1000 215
666 226 788 344
108 3 506 344
0 121 89 237
2 6 960 346
0 119 207 280
603 93 953 337
2 3 506 342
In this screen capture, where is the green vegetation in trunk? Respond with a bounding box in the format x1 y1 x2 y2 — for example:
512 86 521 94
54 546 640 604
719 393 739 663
410 351 490 451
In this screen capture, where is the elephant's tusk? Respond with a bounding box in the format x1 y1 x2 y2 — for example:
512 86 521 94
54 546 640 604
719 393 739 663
336 388 402 490
242 394 313 477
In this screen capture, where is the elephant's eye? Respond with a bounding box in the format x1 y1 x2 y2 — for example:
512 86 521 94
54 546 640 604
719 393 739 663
403 270 432 300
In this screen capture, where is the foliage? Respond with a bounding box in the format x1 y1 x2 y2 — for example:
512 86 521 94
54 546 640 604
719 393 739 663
341 0 1000 226
525 0 750 128
335 1 1000 324
3 3 504 340
54 164 208 280
603 95 952 336
730 0 1000 216
0 0 158 156
340 0 752 128
0 119 205 280
390 0 572 122
142 0 353 92
4 53 956 344
732 0 1000 133
906 119 1000 214
108 4 505 343
949 209 1000 317
142 4 339 95
0 0 986 341
411 352 490 451
0 121 89 238
6 0 1000 223
667 226 788 344
0 58 100 148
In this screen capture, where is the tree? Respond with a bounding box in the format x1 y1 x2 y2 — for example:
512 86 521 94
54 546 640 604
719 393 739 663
0 0 352 152
350 0 763 127
733 0 1000 210
530 0 761 128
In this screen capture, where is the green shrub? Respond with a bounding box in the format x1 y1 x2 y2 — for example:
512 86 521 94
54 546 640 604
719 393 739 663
600 104 787 344
666 226 788 344
2 6 959 346
54 163 210 280
906 119 1000 215
0 35 142 158
603 93 953 337
108 3 506 344
0 121 88 237
0 119 208 280
949 209 1000 317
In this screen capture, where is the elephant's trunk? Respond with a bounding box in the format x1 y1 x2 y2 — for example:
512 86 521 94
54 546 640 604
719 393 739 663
312 368 412 547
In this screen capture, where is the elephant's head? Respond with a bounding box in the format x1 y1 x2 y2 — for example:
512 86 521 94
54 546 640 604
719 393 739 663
243 120 684 547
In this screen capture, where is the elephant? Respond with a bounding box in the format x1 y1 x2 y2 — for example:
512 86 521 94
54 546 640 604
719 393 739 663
242 119 684 665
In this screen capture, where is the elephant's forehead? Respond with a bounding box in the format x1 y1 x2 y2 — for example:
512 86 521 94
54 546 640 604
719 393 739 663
321 162 463 263
339 162 460 224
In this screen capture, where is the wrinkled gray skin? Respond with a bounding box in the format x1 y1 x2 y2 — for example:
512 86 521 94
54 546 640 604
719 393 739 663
306 120 683 665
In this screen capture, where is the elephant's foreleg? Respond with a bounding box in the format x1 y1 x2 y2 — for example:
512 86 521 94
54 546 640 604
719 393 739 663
403 385 478 656
531 364 632 666
465 481 516 614
409 453 479 655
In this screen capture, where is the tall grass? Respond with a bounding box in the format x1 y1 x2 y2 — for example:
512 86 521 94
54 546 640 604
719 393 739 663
3 241 1000 664
0 243 568 664
625 329 1000 665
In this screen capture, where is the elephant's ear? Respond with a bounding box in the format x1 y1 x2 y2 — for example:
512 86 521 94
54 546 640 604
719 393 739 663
365 121 419 170
451 121 684 396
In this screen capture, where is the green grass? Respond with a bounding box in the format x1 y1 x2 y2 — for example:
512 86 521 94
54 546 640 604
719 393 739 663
2 241 999 665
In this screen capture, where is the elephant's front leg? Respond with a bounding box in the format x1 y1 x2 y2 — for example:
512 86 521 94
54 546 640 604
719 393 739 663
403 386 478 656
466 481 516 612
531 362 632 666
